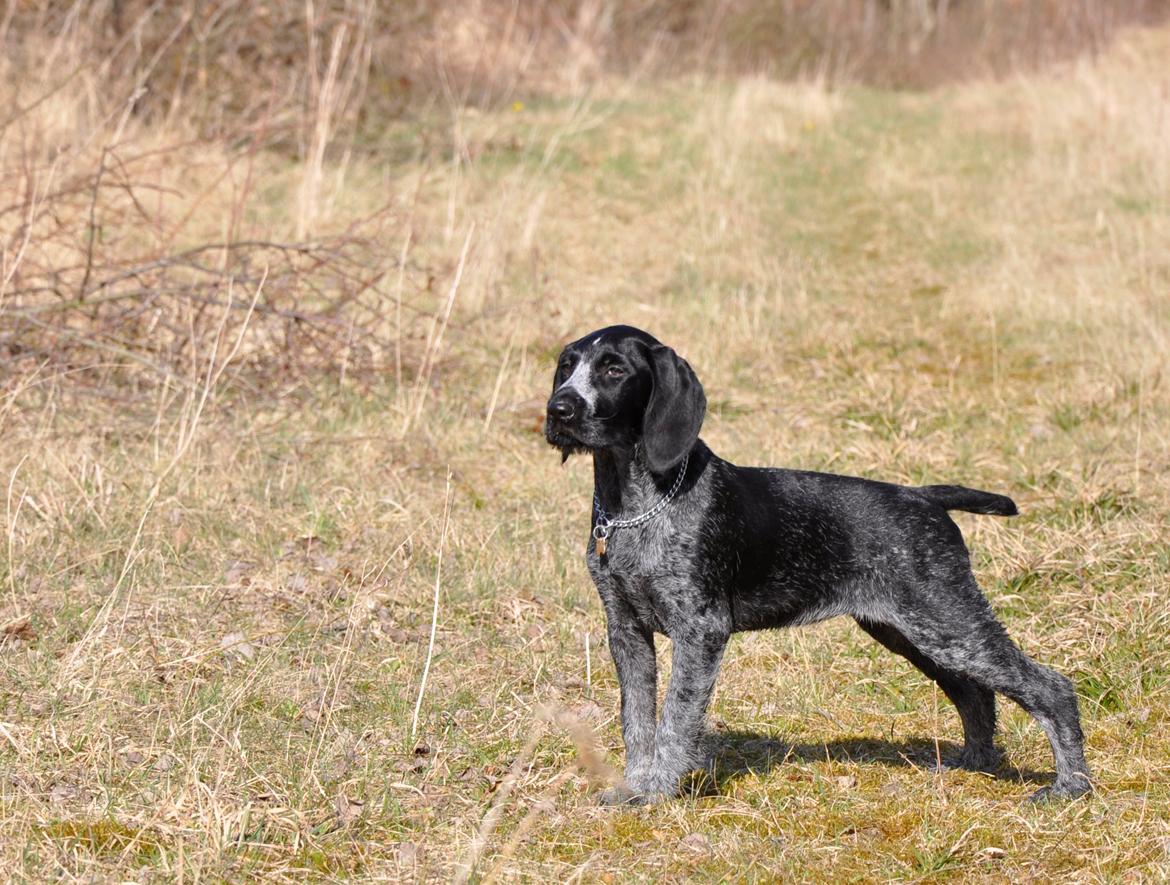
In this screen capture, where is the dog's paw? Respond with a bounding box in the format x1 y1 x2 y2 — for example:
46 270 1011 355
628 790 673 806
1026 777 1092 803
597 782 676 807
623 769 683 804
597 784 638 806
929 746 1003 774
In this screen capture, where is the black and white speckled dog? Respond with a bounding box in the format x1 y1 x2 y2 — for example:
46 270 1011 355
545 324 1091 805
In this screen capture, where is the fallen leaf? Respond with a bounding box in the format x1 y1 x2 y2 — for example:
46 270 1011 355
49 783 82 803
311 554 339 573
172 523 191 549
336 792 364 826
680 832 711 854
154 755 175 772
396 841 420 866
836 775 857 789
220 632 255 661
1 615 36 643
223 561 255 585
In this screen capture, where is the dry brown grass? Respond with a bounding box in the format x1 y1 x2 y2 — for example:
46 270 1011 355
2 4 1170 882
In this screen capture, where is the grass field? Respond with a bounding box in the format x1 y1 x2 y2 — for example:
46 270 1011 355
2 17 1170 883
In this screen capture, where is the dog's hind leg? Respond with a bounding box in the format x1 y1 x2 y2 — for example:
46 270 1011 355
854 617 1001 772
880 579 1092 801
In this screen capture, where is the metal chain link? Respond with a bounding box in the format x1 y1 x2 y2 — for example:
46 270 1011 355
592 452 690 547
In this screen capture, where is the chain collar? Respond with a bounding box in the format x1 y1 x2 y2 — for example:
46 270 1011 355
592 452 690 556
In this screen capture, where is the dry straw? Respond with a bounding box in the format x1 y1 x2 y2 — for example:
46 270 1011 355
1 2 1168 882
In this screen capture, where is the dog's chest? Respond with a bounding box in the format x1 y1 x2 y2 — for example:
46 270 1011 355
589 502 694 573
586 516 700 632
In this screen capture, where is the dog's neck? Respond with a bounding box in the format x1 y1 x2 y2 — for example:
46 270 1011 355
591 443 699 518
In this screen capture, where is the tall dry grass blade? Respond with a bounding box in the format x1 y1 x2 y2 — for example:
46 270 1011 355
544 705 621 789
483 331 515 432
4 453 29 610
411 470 452 740
480 770 574 885
453 718 548 885
296 0 373 238
53 271 265 693
404 223 475 434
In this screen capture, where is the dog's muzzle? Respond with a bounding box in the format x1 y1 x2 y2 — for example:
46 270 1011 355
547 390 584 425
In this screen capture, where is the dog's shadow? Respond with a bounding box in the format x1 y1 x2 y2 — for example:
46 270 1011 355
696 729 1053 794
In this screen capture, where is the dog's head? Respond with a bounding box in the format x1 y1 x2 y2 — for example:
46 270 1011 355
544 325 706 473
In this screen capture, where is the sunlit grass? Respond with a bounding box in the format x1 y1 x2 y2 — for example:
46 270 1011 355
2 22 1169 884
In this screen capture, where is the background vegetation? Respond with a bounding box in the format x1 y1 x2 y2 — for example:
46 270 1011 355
2 1 1169 880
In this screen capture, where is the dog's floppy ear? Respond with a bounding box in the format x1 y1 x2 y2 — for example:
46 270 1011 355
642 344 706 474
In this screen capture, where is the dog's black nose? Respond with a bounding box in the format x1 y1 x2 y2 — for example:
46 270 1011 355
547 393 579 422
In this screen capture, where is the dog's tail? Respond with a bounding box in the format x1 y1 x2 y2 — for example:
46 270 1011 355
917 484 1018 517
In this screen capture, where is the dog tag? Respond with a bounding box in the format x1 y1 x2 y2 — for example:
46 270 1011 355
592 522 610 557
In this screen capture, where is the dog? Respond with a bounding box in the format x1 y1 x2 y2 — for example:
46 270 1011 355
544 324 1091 804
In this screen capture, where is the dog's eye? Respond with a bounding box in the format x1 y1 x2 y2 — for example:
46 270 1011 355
605 365 625 379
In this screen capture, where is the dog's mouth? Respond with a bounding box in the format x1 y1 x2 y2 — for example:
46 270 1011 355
544 418 596 463
544 417 582 447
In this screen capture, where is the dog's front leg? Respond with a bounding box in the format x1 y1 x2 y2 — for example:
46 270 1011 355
633 622 729 803
597 601 658 805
